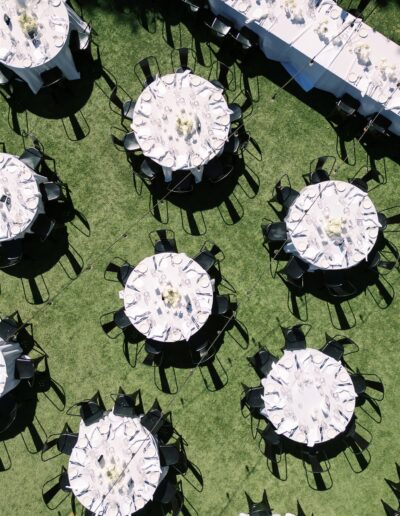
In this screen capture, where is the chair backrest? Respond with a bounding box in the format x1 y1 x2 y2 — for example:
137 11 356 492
15 355 35 380
40 182 62 203
57 430 78 456
193 249 215 272
248 348 277 378
159 443 181 467
0 317 19 341
351 373 366 395
118 262 134 286
259 424 281 447
322 339 343 361
113 307 131 330
79 392 105 426
244 385 264 409
31 214 56 242
149 229 177 254
212 294 230 315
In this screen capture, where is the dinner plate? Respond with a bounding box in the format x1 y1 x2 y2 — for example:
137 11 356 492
190 75 202 87
296 239 308 253
198 275 210 288
54 36 65 47
367 226 378 239
51 0 61 6
197 312 209 324
330 8 340 19
141 90 152 102
137 319 151 334
358 28 368 38
163 154 174 168
26 196 38 210
135 262 148 273
348 72 359 84
334 181 347 192
140 140 154 152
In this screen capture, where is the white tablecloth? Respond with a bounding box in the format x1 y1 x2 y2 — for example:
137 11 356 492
69 412 162 516
120 252 213 342
261 348 356 447
0 0 87 93
0 339 22 397
209 0 400 135
131 71 231 183
284 180 380 270
0 152 46 241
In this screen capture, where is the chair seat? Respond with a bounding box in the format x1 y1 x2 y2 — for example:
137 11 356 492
40 182 62 203
167 171 194 193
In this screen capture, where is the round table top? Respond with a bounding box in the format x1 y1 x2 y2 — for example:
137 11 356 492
285 180 380 270
131 71 231 172
121 252 213 342
0 153 42 242
0 0 69 69
261 348 356 447
68 412 162 516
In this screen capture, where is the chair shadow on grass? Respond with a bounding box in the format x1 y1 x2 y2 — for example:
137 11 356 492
130 150 261 235
2 41 106 141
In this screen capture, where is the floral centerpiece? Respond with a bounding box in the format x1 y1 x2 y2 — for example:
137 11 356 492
354 43 371 65
315 19 329 36
18 10 37 37
377 59 397 82
325 217 343 238
162 287 181 308
176 117 194 138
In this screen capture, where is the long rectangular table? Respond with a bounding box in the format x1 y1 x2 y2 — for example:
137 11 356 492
209 0 400 135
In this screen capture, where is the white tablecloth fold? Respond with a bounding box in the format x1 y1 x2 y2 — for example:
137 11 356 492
120 252 213 342
261 348 356 447
68 412 162 516
0 339 22 397
284 180 380 270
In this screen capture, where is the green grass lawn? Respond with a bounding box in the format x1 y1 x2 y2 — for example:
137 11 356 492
1 1 400 514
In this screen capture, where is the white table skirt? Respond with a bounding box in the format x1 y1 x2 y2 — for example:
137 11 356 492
0 1 87 93
284 180 380 270
131 71 231 183
209 0 400 135
261 348 356 447
0 340 22 397
0 153 47 241
69 412 162 516
120 252 213 342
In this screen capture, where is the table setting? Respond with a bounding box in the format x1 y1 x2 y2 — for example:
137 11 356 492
0 338 22 397
0 153 46 242
119 252 213 342
261 348 356 447
131 71 232 183
0 0 87 93
284 180 380 270
68 411 163 516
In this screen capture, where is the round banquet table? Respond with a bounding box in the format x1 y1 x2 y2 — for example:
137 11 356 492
261 348 356 447
0 153 45 241
285 180 380 270
0 340 22 397
0 0 86 93
131 70 231 183
120 252 213 343
68 411 163 516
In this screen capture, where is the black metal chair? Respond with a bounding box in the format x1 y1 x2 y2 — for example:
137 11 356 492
167 170 194 193
320 338 344 361
281 324 309 351
193 240 223 274
181 0 207 12
203 12 232 39
351 371 384 401
377 205 400 233
258 423 286 472
302 448 332 490
159 443 181 468
42 466 72 510
306 156 336 185
41 423 78 461
141 399 165 435
204 155 234 184
270 175 300 215
104 259 134 286
208 59 235 92
139 158 160 184
15 354 35 382
113 307 132 330
113 387 144 418
333 93 361 121
261 220 287 244
381 500 400 516
247 348 277 378
67 391 106 426
0 316 19 342
278 256 308 290
365 113 392 138
39 182 63 203
110 127 141 154
108 86 136 122
228 102 242 125
0 391 18 434
40 66 64 89
149 229 178 254
323 270 357 298
323 333 359 357
350 177 368 193
30 214 56 242
343 417 372 472
171 47 197 73
230 25 259 52
0 239 24 268
211 294 231 316
134 56 160 89
245 490 273 516
19 147 43 171
241 384 264 416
